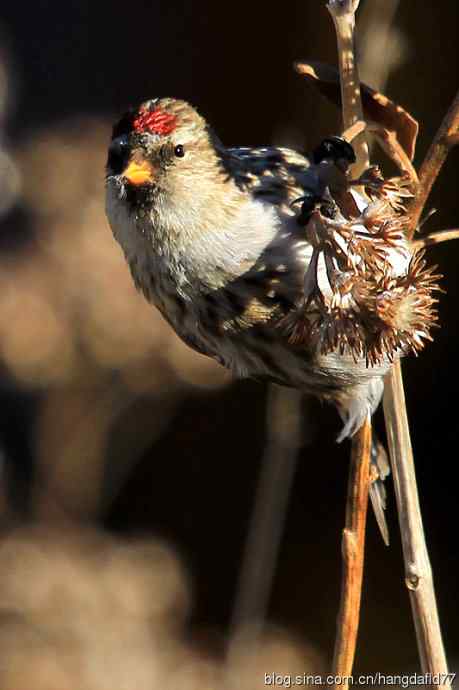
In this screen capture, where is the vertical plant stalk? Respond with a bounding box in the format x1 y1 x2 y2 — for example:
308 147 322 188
381 87 459 685
329 1 451 684
328 0 369 177
383 364 449 679
327 1 372 683
332 415 371 690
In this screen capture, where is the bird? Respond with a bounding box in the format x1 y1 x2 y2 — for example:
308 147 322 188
105 97 438 542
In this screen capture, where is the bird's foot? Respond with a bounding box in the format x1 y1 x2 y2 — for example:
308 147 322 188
312 136 356 169
292 190 338 226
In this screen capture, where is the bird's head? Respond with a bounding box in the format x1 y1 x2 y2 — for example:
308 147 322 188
106 98 233 216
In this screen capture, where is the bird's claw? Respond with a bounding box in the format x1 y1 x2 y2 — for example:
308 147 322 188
313 136 356 168
294 190 337 227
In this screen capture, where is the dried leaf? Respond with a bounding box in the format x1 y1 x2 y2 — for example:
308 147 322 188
295 61 419 161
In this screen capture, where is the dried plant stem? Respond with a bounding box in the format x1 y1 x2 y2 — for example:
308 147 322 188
328 0 451 681
379 88 459 688
346 119 419 182
325 1 451 681
328 0 369 177
383 363 450 684
328 1 450 681
342 119 366 144
408 88 459 238
412 228 459 250
380 67 459 689
366 123 419 183
332 415 371 689
327 0 372 681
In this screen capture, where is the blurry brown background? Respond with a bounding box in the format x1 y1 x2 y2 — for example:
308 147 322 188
0 1 457 687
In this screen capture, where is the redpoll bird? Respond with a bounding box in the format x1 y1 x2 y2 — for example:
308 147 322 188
105 98 439 538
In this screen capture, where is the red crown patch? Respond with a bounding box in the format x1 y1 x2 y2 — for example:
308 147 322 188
132 107 177 136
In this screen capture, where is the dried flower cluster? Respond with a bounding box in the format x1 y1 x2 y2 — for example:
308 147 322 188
287 166 441 366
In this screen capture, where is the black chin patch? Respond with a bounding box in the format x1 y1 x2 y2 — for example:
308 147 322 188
124 182 156 213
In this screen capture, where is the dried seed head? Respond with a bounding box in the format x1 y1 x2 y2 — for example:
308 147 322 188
284 164 440 366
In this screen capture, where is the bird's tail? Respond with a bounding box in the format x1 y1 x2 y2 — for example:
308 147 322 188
369 434 390 546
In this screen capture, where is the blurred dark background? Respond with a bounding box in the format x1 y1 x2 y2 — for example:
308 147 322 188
0 1 457 687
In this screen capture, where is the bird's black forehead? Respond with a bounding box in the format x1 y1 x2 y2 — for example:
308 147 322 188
110 124 161 153
112 109 136 140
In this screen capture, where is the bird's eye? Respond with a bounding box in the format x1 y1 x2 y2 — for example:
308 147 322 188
174 144 185 158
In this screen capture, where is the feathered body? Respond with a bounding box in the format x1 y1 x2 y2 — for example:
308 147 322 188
105 98 433 440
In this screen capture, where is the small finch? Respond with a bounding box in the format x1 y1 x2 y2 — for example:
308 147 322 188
105 98 439 539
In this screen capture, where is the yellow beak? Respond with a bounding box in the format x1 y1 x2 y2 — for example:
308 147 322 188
122 158 155 185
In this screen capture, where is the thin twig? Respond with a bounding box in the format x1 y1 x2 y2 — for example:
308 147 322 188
345 119 419 183
366 123 419 184
342 119 366 144
383 363 450 682
412 228 459 251
332 415 371 690
408 88 459 238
